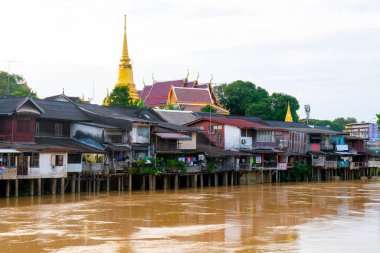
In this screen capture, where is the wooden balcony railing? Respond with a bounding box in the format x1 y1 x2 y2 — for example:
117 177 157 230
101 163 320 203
324 161 337 169
0 167 17 180
368 161 380 168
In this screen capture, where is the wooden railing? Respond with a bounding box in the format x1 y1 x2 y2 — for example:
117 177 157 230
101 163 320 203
312 158 325 167
324 161 337 169
368 161 380 168
82 163 105 173
0 167 17 180
277 163 287 170
156 142 178 151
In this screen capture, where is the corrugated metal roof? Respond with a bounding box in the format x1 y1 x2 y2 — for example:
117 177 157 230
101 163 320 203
154 109 198 125
155 132 191 140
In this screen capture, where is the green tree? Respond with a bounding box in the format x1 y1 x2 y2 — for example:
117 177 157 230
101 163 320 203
214 80 269 115
108 86 144 108
377 114 380 126
201 105 217 113
246 93 300 121
333 117 357 128
299 118 343 131
0 71 37 98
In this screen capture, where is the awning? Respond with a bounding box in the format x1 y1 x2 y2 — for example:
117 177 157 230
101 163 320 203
0 149 20 153
335 151 354 155
155 132 191 140
104 144 131 151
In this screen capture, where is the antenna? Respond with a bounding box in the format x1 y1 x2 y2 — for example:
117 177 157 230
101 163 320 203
0 59 23 95
304 104 311 125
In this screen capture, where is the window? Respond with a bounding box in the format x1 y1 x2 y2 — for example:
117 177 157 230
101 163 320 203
29 153 39 168
54 123 63 136
68 154 82 164
217 134 222 143
137 127 149 138
257 131 275 142
51 155 64 166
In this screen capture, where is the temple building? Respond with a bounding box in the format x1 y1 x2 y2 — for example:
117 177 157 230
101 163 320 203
139 76 229 115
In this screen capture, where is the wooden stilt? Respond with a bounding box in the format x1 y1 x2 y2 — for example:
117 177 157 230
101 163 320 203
128 174 132 191
223 172 228 186
214 173 218 186
30 179 34 196
51 178 57 195
106 176 110 192
149 174 153 190
15 179 19 197
231 172 234 186
77 175 81 193
60 178 65 195
208 175 211 186
186 176 190 187
6 180 10 198
71 175 76 193
97 176 100 192
118 176 121 191
38 178 42 196
121 176 124 191
200 174 203 188
141 175 145 190
163 175 168 190
193 174 197 188
174 175 179 189
152 176 156 190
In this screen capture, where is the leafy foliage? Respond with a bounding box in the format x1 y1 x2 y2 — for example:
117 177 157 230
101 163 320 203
108 86 144 108
377 114 380 127
162 104 183 111
201 105 217 113
131 157 187 175
299 117 358 131
290 163 311 182
333 117 357 127
0 71 37 98
214 80 269 115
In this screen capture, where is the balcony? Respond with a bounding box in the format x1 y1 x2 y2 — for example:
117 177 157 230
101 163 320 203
240 137 253 150
324 161 337 169
156 142 179 152
321 143 334 151
0 167 17 180
312 158 325 167
368 161 380 168
277 162 287 170
134 136 149 144
215 162 236 172
350 162 364 170
82 163 106 173
338 161 350 168
310 143 321 152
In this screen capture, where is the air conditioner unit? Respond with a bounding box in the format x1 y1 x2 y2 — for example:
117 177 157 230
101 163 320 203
241 139 247 144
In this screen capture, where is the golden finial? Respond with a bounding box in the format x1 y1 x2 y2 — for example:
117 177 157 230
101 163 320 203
185 69 189 81
142 78 146 87
209 74 213 84
195 72 199 84
285 102 293 122
104 88 110 107
152 73 155 83
81 93 85 101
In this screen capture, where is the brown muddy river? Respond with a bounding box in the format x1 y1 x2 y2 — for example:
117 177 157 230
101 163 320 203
0 181 380 252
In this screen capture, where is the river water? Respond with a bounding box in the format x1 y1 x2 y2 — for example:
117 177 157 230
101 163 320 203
0 181 380 253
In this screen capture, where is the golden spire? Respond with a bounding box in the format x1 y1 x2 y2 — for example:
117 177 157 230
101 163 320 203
285 102 293 122
104 88 110 106
114 15 139 101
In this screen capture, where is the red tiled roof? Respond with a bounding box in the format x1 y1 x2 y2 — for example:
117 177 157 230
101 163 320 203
184 81 196 88
192 118 274 129
144 79 185 106
139 85 152 100
194 83 208 89
173 87 212 104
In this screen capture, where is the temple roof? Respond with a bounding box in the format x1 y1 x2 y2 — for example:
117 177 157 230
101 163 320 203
172 87 213 104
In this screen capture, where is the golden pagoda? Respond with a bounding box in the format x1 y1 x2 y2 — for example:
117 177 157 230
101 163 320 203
114 15 139 101
285 102 293 122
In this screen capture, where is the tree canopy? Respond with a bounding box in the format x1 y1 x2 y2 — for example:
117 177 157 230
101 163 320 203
0 71 37 98
214 80 299 121
108 86 144 108
214 80 269 116
201 105 217 113
377 114 380 126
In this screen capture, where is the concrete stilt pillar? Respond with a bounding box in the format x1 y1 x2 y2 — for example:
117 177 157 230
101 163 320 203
121 176 124 191
174 175 179 189
193 174 197 188
118 176 121 191
106 176 110 192
214 173 218 187
38 178 42 196
128 174 132 191
186 176 190 187
6 180 10 198
200 174 203 188
167 175 171 189
141 175 146 190
77 175 81 193
163 176 168 190
60 178 65 195
97 176 101 192
30 179 34 196
51 178 57 195
71 175 76 193
208 175 211 186
88 178 92 192
93 176 96 192
231 172 234 186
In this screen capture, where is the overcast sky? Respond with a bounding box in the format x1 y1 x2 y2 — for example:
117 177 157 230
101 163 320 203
0 0 379 122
